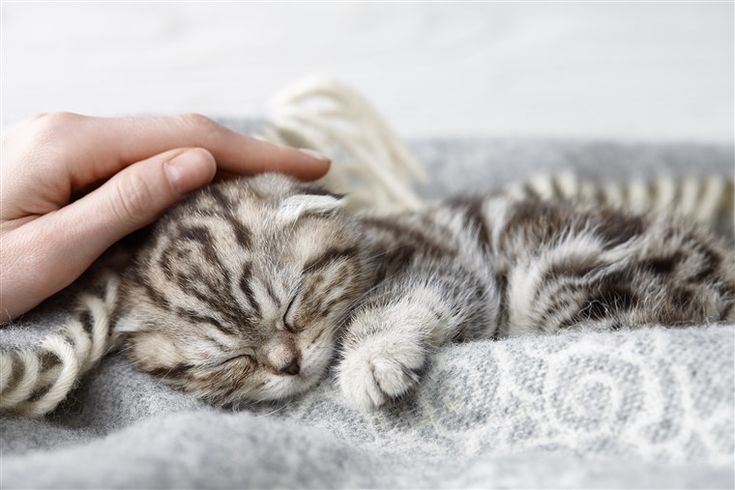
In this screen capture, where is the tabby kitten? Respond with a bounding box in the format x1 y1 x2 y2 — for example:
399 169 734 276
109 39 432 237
114 174 735 410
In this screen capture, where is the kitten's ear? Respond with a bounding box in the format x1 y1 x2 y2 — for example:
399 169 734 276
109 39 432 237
279 193 344 222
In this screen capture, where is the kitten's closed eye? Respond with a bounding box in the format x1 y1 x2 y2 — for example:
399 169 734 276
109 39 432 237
214 349 257 368
282 294 301 333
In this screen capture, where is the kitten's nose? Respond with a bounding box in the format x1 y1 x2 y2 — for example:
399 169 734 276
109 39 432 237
279 357 300 376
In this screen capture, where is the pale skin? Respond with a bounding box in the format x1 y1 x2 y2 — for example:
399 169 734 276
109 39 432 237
0 112 330 322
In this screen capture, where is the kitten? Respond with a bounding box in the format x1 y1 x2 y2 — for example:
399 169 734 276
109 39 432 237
113 174 735 410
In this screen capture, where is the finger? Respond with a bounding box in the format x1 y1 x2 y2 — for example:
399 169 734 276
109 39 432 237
39 147 216 278
61 114 330 189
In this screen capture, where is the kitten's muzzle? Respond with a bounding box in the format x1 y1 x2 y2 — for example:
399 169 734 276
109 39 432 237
279 357 300 376
262 334 301 375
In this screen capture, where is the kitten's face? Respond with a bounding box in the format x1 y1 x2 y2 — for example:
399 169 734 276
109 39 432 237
116 174 367 405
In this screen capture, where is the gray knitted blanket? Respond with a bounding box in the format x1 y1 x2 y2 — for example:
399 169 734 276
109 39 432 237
2 135 734 489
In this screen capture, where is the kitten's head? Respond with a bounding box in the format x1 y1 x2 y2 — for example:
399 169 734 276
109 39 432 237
116 173 368 405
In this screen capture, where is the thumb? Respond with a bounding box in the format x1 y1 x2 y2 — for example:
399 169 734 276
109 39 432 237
3 148 215 320
81 146 216 236
53 147 215 267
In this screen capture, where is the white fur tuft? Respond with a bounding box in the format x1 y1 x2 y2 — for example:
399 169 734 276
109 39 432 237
279 194 343 223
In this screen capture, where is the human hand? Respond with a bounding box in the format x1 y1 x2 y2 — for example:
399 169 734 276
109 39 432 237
0 112 330 322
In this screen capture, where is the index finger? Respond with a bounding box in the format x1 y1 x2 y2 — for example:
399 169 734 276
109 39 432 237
67 113 330 187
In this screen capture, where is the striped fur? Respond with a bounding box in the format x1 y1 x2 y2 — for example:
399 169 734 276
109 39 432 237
0 274 119 416
505 171 734 239
114 173 735 411
115 175 370 406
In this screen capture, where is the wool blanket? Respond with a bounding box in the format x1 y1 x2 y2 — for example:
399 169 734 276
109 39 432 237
2 133 733 489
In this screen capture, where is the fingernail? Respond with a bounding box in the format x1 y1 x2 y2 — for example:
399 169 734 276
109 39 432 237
298 148 331 163
165 148 215 194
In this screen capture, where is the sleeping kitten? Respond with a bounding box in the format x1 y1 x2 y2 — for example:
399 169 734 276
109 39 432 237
114 174 735 410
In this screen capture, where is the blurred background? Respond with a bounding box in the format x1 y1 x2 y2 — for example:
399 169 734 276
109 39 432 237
2 2 732 142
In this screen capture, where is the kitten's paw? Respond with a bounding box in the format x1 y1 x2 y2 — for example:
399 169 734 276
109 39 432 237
337 335 425 411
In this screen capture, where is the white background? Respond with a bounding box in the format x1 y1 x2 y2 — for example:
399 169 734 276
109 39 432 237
2 2 733 142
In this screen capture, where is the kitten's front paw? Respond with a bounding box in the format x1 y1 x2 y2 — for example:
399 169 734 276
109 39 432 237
337 334 425 411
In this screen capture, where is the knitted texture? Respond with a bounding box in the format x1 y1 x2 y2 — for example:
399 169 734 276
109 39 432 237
260 76 428 213
2 326 733 488
272 325 735 467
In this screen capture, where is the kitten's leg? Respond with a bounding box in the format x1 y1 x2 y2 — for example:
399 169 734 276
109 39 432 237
337 259 496 410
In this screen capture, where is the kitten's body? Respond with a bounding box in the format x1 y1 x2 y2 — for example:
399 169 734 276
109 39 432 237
115 174 735 410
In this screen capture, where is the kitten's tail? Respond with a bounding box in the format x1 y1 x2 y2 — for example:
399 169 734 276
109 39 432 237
506 172 735 238
0 274 120 417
